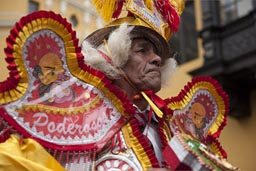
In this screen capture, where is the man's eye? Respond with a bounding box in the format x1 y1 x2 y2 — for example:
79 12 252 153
136 48 146 53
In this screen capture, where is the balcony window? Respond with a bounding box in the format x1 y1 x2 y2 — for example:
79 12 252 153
220 0 253 25
169 0 198 65
70 15 78 27
28 0 39 13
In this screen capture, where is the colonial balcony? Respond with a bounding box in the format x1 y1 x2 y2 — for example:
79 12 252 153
190 9 256 118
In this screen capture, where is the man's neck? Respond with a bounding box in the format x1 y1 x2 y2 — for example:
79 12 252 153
113 78 148 111
133 98 148 111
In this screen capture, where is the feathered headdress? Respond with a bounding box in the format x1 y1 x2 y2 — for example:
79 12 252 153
83 0 185 118
84 0 185 73
91 0 185 40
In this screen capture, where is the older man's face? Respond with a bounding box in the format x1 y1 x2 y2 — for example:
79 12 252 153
123 38 162 93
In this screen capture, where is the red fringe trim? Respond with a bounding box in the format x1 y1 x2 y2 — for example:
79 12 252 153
154 0 180 32
129 118 160 168
206 136 227 158
112 0 124 19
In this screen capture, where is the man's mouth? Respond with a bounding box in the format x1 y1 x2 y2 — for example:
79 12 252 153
147 68 160 74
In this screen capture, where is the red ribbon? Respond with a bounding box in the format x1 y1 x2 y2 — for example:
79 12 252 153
143 90 166 109
143 90 166 139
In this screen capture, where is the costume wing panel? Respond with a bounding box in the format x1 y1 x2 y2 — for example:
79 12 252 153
0 11 135 151
163 76 240 170
165 76 228 143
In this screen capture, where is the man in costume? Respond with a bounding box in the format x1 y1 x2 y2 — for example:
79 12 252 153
0 0 239 171
79 0 183 169
81 17 178 171
80 0 184 169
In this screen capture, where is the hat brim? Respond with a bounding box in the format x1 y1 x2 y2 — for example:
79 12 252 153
84 25 170 63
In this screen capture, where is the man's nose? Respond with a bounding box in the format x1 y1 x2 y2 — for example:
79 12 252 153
150 53 162 66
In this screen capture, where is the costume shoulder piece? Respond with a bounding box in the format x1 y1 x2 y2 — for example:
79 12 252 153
163 76 239 170
0 10 135 151
166 76 228 143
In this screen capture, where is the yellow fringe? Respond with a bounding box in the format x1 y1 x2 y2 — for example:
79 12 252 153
169 0 185 15
144 0 153 11
121 123 152 170
92 0 118 22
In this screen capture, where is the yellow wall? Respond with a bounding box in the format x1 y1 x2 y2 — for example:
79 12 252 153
220 90 256 170
0 0 27 81
0 0 255 170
